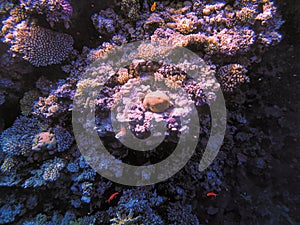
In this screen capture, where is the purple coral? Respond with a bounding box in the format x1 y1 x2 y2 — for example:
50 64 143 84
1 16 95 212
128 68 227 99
208 27 256 56
91 8 116 34
20 0 73 28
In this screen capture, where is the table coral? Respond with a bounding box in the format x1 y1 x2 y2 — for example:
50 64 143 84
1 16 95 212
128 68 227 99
4 21 73 66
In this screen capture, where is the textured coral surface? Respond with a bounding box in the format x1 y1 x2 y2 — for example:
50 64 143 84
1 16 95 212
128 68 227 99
0 0 299 224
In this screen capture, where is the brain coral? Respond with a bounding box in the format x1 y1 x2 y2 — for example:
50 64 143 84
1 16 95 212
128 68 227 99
4 21 73 66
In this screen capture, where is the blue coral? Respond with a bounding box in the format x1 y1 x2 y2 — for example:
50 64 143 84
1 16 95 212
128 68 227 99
67 162 79 173
22 211 80 225
0 116 42 156
0 203 24 224
22 157 65 188
53 127 74 152
0 0 287 224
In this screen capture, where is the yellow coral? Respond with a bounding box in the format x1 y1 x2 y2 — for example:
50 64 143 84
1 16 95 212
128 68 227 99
117 68 132 84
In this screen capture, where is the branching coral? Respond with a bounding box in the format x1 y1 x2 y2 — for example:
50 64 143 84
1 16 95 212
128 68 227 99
217 64 249 92
110 209 141 225
205 27 256 56
89 57 210 141
91 8 117 35
20 0 73 28
23 157 65 187
0 116 45 156
21 211 97 225
108 188 164 225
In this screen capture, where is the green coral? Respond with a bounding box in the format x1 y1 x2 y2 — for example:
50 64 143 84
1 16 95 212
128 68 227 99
20 90 40 116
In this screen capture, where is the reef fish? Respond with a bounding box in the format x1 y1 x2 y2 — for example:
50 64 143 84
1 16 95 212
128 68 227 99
150 2 157 12
107 192 119 203
206 192 218 197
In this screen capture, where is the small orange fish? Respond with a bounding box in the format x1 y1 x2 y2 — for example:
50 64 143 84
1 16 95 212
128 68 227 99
107 192 119 203
206 192 217 197
150 1 157 12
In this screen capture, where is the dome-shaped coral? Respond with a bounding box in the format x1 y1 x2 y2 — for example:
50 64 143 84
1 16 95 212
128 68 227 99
142 91 170 113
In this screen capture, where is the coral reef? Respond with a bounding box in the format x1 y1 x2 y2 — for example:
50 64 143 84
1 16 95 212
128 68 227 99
142 91 170 113
20 90 40 116
0 0 295 224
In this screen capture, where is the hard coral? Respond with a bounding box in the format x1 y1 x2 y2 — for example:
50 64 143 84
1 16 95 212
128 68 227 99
218 64 249 92
32 131 57 151
20 0 73 28
0 116 45 156
108 188 164 225
4 21 73 66
143 91 170 113
121 0 141 21
20 90 40 116
0 0 14 15
206 27 256 56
